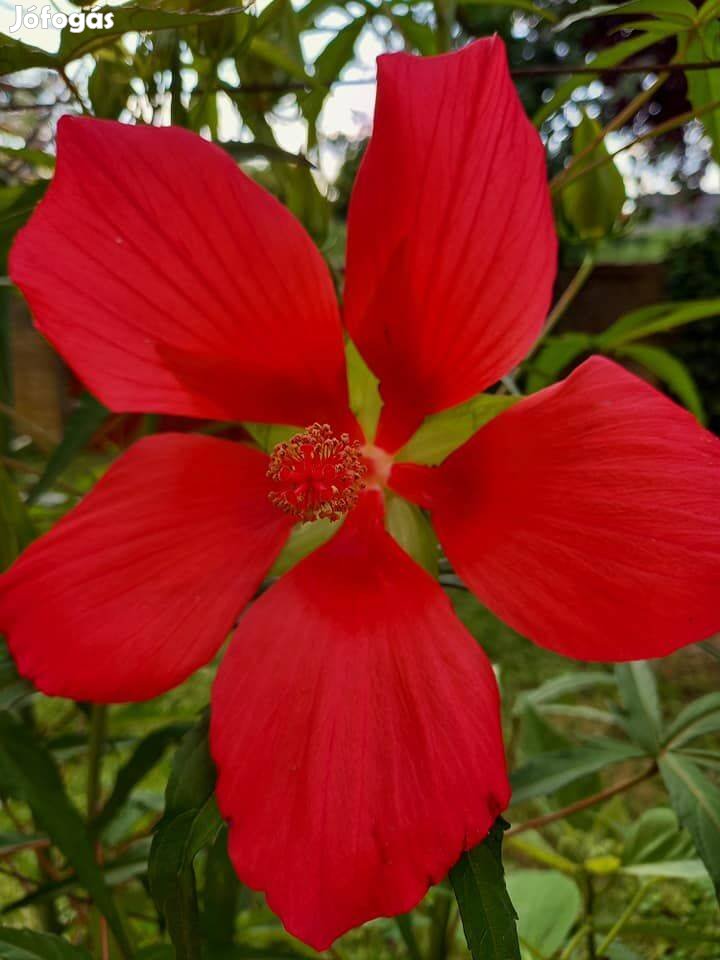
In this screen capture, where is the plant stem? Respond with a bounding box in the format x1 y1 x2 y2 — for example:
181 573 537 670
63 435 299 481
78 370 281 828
559 923 590 960
87 705 110 960
87 705 107 819
507 762 658 838
533 252 595 348
428 886 453 960
433 0 454 53
554 96 720 196
583 874 597 960
596 880 654 955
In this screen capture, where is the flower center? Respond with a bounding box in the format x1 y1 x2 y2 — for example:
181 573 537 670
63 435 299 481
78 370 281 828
267 423 367 523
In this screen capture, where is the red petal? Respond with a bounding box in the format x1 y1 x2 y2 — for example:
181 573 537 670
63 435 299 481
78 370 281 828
397 357 720 661
0 435 291 701
344 39 556 451
211 493 509 949
10 117 350 428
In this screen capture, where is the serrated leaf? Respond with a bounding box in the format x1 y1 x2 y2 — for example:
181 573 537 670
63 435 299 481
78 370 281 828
0 928 92 960
450 818 521 960
615 663 663 754
396 394 518 466
0 715 131 956
613 344 706 422
659 753 720 899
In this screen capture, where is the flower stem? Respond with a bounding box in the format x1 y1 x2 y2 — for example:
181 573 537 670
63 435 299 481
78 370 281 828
507 762 658 838
86 705 107 820
596 880 655 956
87 705 110 960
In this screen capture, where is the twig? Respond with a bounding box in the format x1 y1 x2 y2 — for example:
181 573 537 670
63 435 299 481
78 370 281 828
507 762 658 837
596 879 655 955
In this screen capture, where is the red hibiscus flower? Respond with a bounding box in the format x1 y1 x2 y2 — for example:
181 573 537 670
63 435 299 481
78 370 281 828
2 36 719 950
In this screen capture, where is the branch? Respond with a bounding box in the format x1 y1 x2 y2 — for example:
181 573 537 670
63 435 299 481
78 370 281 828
507 761 658 837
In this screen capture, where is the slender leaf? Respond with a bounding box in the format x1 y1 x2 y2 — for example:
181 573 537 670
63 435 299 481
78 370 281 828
27 393 108 506
396 394 518 466
686 21 720 165
665 692 720 747
450 818 521 960
511 740 646 804
0 715 131 956
554 0 697 31
94 725 188 834
0 928 92 960
615 662 663 754
0 465 35 571
525 333 592 392
660 753 720 898
613 344 706 422
596 299 720 349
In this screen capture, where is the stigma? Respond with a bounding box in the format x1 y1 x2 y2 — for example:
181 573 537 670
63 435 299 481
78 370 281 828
267 423 367 523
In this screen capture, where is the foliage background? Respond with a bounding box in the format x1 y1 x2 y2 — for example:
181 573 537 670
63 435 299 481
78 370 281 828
0 1 720 959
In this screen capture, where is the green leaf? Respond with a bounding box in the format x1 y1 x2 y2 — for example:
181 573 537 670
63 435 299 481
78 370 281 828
384 492 438 576
613 344 706 422
202 826 241 944
346 338 382 443
269 517 341 577
560 111 626 241
659 753 720 898
514 671 615 715
249 35 310 83
511 741 647 804
222 141 312 168
0 183 47 274
525 333 592 392
243 423 297 453
27 393 108 506
302 16 366 138
596 299 720 349
0 927 92 960
533 32 680 126
615 662 663 754
456 0 558 22
621 859 711 880
0 715 131 957
505 871 581 958
396 394 518 466
0 6 250 73
0 465 35 571
450 818 521 960
386 12 438 54
150 799 224 960
686 22 720 165
621 807 694 864
554 0 697 31
665 693 720 748
149 716 221 960
94 725 188 835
